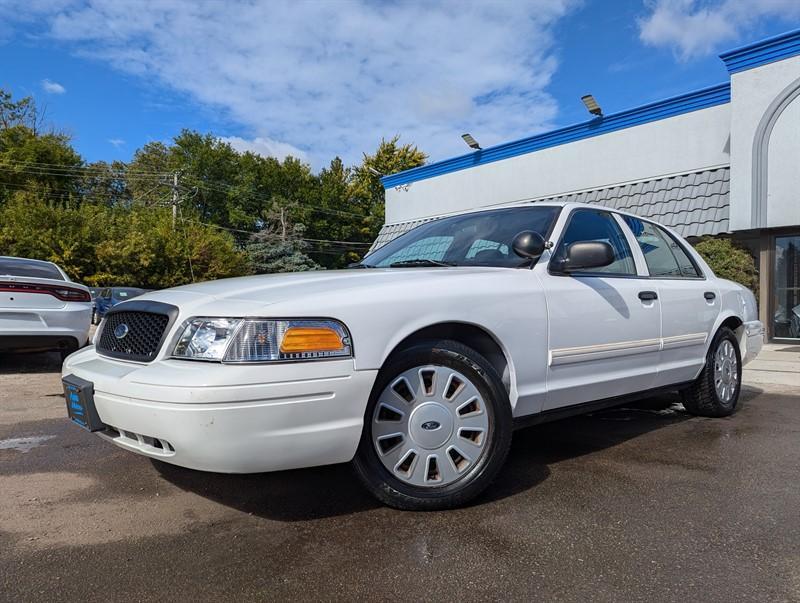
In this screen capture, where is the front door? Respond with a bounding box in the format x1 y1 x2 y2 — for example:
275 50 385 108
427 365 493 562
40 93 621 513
542 208 661 410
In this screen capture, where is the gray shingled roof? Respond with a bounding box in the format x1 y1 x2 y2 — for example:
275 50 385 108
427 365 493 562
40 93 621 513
540 166 730 238
371 167 729 251
370 217 439 251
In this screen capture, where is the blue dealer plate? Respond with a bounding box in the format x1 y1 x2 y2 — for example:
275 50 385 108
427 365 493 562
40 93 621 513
63 374 105 432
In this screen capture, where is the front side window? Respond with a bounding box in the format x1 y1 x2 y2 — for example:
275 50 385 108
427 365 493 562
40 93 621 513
363 206 560 268
550 209 636 275
622 216 701 278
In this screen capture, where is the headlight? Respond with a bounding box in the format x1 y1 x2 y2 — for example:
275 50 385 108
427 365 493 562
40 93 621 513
171 318 352 362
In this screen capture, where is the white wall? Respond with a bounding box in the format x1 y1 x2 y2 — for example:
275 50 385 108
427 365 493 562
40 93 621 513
767 97 800 228
729 54 800 231
386 104 731 224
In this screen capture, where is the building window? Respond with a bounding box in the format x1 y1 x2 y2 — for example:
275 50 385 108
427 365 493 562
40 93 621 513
774 235 800 339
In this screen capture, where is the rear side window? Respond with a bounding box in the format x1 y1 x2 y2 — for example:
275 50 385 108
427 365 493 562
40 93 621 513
622 216 701 278
551 209 636 275
0 258 64 280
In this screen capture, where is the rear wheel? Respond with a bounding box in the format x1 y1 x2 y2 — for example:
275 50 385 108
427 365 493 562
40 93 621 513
682 327 741 417
353 340 512 510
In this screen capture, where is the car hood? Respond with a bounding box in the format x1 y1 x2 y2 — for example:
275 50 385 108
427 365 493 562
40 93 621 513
133 267 515 317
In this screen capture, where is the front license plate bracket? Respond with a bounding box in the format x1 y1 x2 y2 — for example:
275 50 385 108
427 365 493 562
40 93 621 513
63 374 105 432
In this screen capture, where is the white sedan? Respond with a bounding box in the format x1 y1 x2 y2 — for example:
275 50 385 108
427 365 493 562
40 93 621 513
1 256 92 359
62 202 763 510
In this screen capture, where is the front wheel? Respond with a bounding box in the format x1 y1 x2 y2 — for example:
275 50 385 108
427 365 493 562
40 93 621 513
682 327 742 417
353 340 512 511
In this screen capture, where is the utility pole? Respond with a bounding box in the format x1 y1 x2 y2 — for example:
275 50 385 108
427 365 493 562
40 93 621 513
171 171 179 229
279 206 287 240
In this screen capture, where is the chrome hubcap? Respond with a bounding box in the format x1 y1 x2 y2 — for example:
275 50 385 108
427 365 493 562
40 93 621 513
714 340 738 403
371 365 491 487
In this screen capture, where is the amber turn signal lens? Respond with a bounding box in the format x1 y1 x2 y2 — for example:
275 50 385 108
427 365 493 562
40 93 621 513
280 327 344 353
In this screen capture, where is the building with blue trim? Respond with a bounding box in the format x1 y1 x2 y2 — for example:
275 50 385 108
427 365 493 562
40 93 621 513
378 28 800 342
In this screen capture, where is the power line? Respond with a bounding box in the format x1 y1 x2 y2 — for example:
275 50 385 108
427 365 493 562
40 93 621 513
0 158 172 176
180 217 372 247
1 159 373 220
0 166 169 180
190 179 367 219
3 164 370 221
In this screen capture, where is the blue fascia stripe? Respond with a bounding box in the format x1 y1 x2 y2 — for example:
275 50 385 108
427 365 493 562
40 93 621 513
720 28 800 74
382 83 731 189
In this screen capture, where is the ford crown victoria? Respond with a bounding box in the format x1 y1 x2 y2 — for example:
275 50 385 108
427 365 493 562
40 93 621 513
62 202 763 510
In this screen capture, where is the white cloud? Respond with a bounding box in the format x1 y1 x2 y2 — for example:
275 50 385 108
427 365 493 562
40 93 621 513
639 0 800 61
218 136 306 162
107 138 125 147
2 0 576 166
41 78 66 94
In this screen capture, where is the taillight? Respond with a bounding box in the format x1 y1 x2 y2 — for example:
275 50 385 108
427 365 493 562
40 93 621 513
0 282 91 302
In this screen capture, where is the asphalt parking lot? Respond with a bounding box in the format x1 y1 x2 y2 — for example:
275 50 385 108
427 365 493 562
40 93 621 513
1 352 799 602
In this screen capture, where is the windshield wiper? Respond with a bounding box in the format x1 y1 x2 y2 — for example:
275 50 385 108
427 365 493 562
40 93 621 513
389 259 457 268
348 262 376 269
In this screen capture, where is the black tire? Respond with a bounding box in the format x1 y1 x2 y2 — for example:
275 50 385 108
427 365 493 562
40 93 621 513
353 339 513 511
682 327 742 417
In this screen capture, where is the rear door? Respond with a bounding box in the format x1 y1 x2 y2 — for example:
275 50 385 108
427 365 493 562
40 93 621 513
542 208 661 410
620 215 719 386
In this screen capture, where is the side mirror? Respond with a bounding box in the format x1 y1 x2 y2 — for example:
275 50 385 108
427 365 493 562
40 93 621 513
562 241 615 271
512 231 546 260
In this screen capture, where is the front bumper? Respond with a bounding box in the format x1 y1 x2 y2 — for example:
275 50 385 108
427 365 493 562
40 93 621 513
63 347 378 473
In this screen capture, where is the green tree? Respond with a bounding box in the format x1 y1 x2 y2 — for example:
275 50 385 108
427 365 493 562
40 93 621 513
246 219 320 274
0 89 84 207
0 193 249 288
79 160 132 207
0 128 84 206
0 89 40 131
349 136 426 247
694 237 758 294
0 87 430 279
126 141 173 206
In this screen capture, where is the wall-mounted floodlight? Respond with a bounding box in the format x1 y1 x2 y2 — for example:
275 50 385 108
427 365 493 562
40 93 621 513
581 94 603 117
367 167 383 177
461 133 481 150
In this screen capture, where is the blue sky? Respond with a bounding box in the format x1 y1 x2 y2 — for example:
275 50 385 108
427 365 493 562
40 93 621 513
1 1 799 169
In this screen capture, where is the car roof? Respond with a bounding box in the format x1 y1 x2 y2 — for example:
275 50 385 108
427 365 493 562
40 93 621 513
0 255 59 266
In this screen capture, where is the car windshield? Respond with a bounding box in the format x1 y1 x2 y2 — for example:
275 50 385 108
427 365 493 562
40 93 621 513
362 206 560 268
0 257 64 280
113 288 145 301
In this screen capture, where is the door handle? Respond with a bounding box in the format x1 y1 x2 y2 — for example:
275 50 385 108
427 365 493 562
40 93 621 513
704 291 716 301
638 291 658 301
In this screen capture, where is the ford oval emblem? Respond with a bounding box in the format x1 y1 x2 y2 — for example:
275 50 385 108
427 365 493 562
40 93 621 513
420 420 441 431
113 323 130 339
